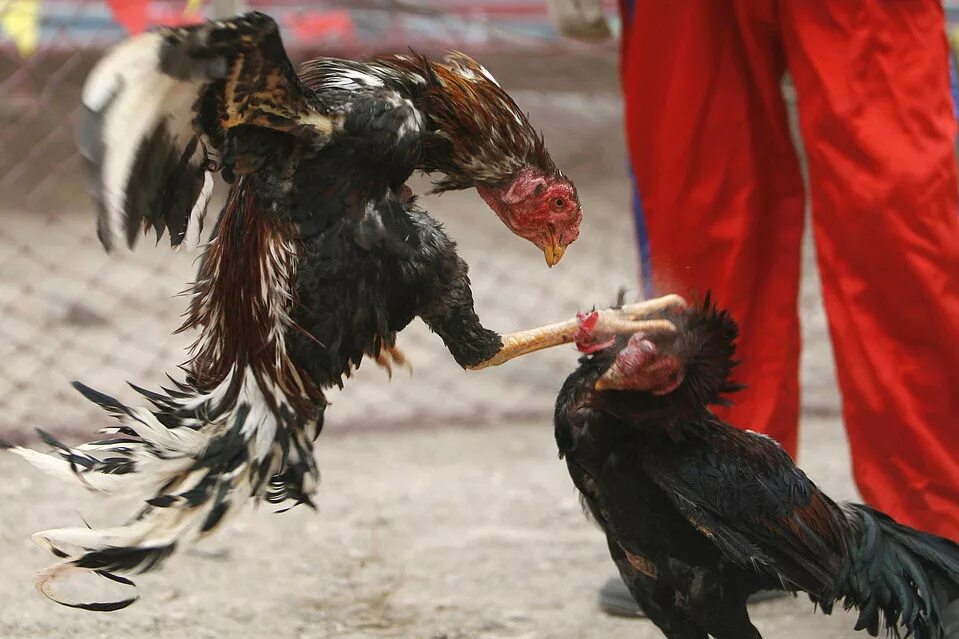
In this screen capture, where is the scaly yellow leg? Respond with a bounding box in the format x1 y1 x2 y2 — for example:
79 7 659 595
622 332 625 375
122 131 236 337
468 294 686 370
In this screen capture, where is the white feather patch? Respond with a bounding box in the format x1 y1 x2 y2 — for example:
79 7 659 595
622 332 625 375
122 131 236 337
477 63 501 87
81 33 164 111
181 170 213 251
9 447 90 485
83 31 214 251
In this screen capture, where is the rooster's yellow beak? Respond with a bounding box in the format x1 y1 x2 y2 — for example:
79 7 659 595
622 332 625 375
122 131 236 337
543 242 566 268
593 363 622 391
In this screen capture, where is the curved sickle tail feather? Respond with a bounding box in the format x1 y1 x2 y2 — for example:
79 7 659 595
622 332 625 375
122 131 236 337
8 368 324 610
822 504 959 639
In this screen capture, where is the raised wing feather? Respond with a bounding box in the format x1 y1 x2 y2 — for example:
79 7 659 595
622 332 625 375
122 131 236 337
79 12 335 251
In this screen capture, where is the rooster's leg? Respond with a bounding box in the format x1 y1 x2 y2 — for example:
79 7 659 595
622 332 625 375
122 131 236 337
468 309 677 370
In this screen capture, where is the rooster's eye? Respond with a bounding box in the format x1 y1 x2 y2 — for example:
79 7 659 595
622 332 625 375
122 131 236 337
554 198 565 208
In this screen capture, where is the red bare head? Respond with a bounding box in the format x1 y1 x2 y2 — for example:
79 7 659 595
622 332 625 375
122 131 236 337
594 332 685 396
364 52 583 265
476 168 582 267
573 296 742 407
573 311 683 395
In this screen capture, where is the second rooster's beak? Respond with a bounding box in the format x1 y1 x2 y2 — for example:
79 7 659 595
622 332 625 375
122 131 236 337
543 242 566 268
594 360 626 391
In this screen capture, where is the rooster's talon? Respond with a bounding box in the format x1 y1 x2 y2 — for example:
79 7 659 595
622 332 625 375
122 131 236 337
619 294 688 320
373 345 412 379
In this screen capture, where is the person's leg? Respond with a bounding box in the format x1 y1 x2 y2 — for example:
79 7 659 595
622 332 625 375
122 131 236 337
783 0 959 540
622 0 806 455
607 3 806 617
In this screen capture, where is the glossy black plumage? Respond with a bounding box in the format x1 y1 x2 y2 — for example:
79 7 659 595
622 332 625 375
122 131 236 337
555 300 959 638
287 191 501 388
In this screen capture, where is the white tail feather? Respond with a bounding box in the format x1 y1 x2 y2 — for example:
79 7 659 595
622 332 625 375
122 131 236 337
13 365 318 608
10 447 104 487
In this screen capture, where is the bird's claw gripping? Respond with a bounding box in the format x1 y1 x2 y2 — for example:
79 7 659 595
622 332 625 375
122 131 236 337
469 294 687 369
617 294 688 320
574 310 616 353
575 293 687 353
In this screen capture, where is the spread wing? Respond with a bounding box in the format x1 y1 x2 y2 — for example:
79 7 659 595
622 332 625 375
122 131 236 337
78 11 336 251
642 425 849 594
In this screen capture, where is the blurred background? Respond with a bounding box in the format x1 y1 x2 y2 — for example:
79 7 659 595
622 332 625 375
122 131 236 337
0 0 630 442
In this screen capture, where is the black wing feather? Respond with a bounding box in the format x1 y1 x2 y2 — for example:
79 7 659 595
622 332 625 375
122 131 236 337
642 424 849 594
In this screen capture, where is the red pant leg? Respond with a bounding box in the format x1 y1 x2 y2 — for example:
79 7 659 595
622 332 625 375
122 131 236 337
620 1 806 454
783 0 959 539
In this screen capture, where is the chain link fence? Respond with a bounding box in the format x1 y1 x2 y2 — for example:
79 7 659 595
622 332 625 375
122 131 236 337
0 1 637 443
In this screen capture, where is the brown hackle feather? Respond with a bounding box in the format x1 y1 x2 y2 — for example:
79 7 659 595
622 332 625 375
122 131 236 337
368 51 558 190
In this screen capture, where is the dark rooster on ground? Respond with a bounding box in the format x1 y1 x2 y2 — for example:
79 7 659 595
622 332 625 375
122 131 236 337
555 297 959 639
6 13 677 609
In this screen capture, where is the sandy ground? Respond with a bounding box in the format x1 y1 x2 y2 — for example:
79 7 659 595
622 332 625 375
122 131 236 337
0 238 869 639
0 48 876 638
0 416 864 639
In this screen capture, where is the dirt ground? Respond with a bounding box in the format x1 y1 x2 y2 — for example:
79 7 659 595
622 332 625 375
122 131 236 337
0 412 864 639
0 49 874 638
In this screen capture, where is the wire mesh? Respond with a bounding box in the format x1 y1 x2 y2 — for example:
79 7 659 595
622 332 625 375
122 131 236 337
0 1 635 444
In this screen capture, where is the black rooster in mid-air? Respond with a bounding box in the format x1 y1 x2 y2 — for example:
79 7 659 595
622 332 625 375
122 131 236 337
7 12 678 609
555 298 959 639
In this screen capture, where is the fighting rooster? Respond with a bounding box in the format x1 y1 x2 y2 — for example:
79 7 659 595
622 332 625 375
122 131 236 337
556 298 959 639
7 13 676 609
85 14 581 266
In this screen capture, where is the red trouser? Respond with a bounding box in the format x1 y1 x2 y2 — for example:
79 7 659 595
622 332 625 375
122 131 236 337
620 0 959 540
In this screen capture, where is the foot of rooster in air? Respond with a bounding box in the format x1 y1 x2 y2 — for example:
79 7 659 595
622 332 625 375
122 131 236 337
468 293 688 370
